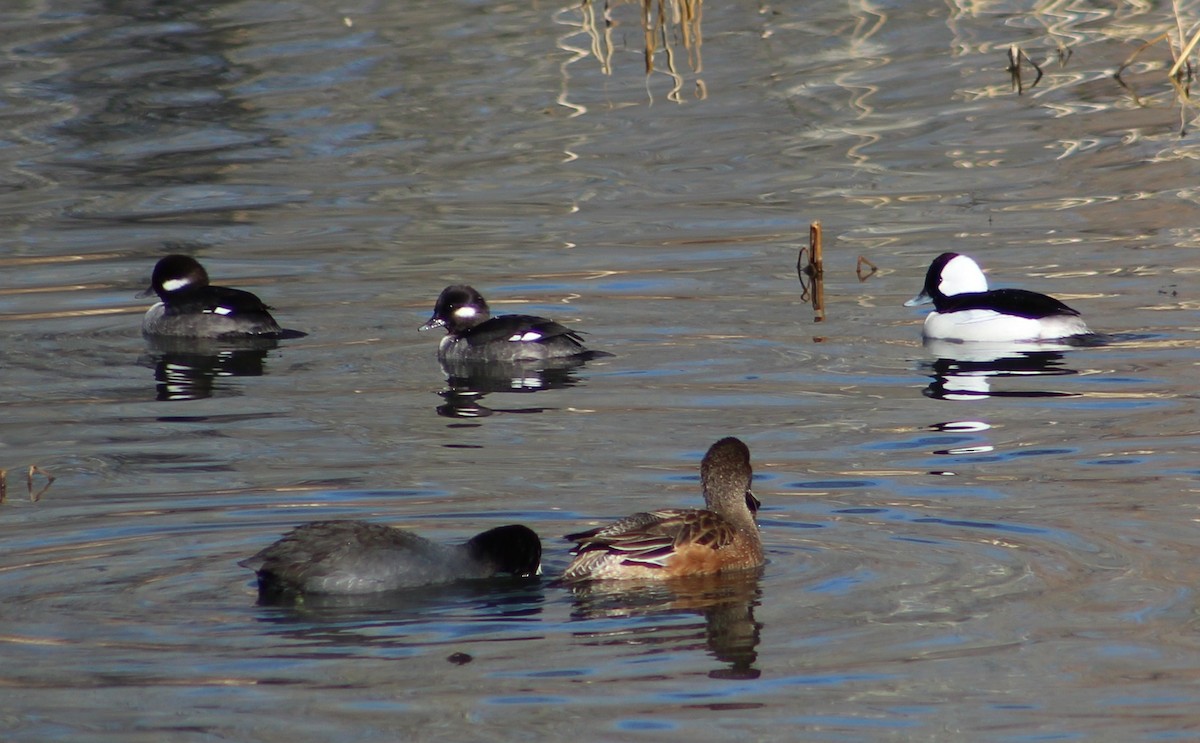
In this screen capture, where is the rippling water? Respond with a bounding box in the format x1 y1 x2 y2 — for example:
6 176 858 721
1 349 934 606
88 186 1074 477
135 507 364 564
3 0 1200 739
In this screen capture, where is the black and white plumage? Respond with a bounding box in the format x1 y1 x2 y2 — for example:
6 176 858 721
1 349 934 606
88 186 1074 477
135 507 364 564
240 521 542 596
418 284 602 362
905 252 1091 342
140 254 288 339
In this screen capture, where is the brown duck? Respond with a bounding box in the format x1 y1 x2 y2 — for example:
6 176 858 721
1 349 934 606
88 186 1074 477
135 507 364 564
561 437 763 582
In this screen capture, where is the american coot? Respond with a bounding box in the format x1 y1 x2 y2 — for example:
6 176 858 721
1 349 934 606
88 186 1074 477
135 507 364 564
240 521 542 595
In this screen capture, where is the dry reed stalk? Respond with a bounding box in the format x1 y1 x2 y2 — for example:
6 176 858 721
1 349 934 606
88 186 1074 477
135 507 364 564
797 222 825 322
1007 44 1044 94
856 256 878 281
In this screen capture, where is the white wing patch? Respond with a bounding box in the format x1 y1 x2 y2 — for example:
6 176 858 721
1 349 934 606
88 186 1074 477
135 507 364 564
508 331 543 342
205 306 234 316
162 278 191 292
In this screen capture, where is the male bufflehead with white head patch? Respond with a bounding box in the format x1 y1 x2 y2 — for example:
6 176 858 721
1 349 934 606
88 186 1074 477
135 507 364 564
906 252 1091 342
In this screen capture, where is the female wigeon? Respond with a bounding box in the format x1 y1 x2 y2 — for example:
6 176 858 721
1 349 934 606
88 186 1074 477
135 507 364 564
560 437 763 582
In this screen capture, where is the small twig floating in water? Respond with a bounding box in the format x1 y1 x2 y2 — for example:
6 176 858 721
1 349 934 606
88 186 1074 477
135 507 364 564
27 465 54 502
1007 44 1044 95
796 221 825 322
0 469 6 505
856 255 878 281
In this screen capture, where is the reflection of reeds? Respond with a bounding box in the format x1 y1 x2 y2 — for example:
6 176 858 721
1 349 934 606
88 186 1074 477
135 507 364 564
581 0 705 102
643 0 703 75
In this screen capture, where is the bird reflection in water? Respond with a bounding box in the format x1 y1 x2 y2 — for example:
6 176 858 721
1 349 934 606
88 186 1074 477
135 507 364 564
920 339 1086 402
564 569 763 680
243 581 546 659
248 577 546 616
140 336 279 401
435 357 595 418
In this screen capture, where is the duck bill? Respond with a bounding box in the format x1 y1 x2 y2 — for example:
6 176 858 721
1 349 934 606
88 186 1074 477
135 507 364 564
418 316 445 332
746 489 761 515
904 290 932 307
134 284 156 299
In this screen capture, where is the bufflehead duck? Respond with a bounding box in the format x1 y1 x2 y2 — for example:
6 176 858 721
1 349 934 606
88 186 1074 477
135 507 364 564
240 521 542 596
905 252 1091 342
419 284 602 362
560 437 763 582
140 255 290 338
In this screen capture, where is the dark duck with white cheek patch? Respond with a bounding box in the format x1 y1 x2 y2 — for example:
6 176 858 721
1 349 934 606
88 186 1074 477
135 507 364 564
240 521 542 596
140 254 288 339
419 284 602 362
905 252 1092 342
560 437 764 583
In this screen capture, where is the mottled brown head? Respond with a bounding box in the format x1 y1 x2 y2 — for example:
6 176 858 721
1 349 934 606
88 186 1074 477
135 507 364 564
700 437 758 529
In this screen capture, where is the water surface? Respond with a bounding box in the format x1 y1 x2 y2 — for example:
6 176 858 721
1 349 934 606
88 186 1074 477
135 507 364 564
2 0 1200 740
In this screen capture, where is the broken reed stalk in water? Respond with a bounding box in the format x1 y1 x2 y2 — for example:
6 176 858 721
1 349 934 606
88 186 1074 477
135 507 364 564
856 255 878 281
1169 26 1200 79
1111 20 1197 133
28 465 54 502
796 221 825 322
1115 31 1173 80
1115 24 1199 82
2 465 55 504
1114 23 1198 87
1007 44 1044 94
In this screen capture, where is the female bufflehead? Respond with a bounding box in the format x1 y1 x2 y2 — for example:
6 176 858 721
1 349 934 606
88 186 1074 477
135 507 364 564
140 255 289 339
241 521 542 595
905 252 1091 342
560 437 763 582
419 284 602 362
